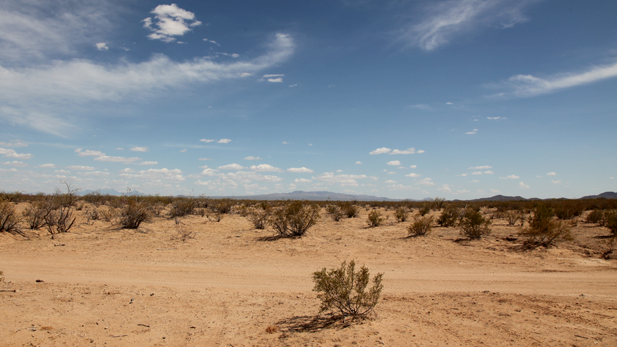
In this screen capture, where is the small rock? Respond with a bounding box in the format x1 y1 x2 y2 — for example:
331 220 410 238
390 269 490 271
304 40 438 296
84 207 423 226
35 279 44 283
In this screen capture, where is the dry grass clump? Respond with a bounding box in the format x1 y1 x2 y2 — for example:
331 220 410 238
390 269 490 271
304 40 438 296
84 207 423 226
312 260 383 318
408 215 433 237
268 201 320 238
459 208 491 240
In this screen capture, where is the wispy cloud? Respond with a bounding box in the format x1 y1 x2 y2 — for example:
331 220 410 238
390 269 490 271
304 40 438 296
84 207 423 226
250 164 282 172
490 61 617 97
0 147 32 159
500 174 519 179
130 146 149 152
287 167 314 173
401 0 538 51
244 156 262 160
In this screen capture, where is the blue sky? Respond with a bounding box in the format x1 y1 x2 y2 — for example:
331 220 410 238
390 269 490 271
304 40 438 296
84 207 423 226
1 0 616 199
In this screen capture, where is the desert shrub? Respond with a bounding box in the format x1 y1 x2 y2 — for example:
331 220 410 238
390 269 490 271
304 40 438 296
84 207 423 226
85 206 100 223
207 212 223 222
585 209 606 225
44 206 76 238
504 210 524 226
268 201 320 238
418 204 431 216
395 207 408 222
554 201 584 220
312 260 383 318
431 197 445 210
172 219 196 242
211 199 235 214
459 208 491 240
0 270 3 282
326 205 343 221
100 206 118 223
366 210 385 228
152 202 166 217
0 199 21 234
437 206 459 227
341 202 359 218
247 207 269 229
22 200 53 230
168 198 196 218
604 210 617 237
119 200 151 229
518 205 572 248
408 215 433 237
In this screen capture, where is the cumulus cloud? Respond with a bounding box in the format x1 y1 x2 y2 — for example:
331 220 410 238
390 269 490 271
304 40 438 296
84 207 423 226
75 148 105 157
519 181 530 189
369 147 391 155
244 156 262 160
94 155 141 164
199 139 215 143
417 178 434 186
38 163 56 168
500 174 519 179
0 33 294 136
0 140 27 147
401 0 537 51
0 147 32 159
355 161 362 164
217 139 232 144
387 160 401 166
2 161 27 167
95 42 109 51
120 167 185 182
547 172 556 176
410 165 417 169
260 74 284 82
142 4 202 43
66 165 95 171
491 61 617 97
406 173 421 178
287 167 314 173
130 146 149 152
218 163 244 170
484 170 494 174
251 164 282 172
294 178 311 183
390 148 418 155
469 165 492 170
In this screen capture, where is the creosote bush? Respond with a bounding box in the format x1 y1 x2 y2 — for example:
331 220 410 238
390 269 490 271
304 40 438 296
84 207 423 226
119 200 151 229
585 209 605 225
341 202 359 218
366 210 385 228
603 210 617 238
408 215 433 237
418 204 431 216
326 204 343 222
312 260 383 318
394 207 408 222
519 204 572 248
504 210 524 226
437 206 459 227
459 208 491 240
168 198 196 218
0 199 21 235
268 201 320 238
247 207 270 229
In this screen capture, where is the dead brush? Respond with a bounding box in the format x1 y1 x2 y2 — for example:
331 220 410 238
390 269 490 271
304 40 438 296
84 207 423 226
0 199 23 236
172 219 196 242
247 206 269 229
22 200 53 230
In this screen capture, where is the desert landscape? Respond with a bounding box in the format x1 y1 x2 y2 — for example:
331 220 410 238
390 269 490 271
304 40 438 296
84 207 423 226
1 197 617 347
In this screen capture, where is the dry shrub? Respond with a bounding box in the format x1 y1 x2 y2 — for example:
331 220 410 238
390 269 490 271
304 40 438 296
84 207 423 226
268 201 320 238
0 199 21 235
418 204 431 216
394 207 408 222
312 260 383 318
408 215 433 237
207 212 223 222
437 206 459 227
366 210 385 228
100 206 118 223
22 200 53 230
265 325 278 334
341 202 359 218
585 209 605 225
168 198 196 218
247 207 269 229
459 208 491 240
604 210 617 238
119 200 151 229
504 210 524 226
44 206 76 238
519 205 572 248
211 199 235 214
326 204 343 221
172 219 196 242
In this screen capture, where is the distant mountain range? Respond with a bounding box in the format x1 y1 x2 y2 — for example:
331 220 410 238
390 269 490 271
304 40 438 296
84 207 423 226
75 189 617 202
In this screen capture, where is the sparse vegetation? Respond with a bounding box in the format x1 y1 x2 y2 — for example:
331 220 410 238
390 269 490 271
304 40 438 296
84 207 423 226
395 207 408 222
519 205 572 248
585 209 605 225
419 204 431 216
0 199 21 235
326 204 343 221
268 201 320 238
408 215 433 237
341 202 359 218
603 210 617 238
366 210 385 227
247 206 269 229
119 200 151 229
437 206 459 227
504 210 524 226
459 208 491 240
168 198 197 218
312 260 383 318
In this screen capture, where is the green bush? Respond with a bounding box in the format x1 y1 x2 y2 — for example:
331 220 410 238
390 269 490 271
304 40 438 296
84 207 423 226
585 209 606 225
312 260 383 318
519 205 572 248
408 215 433 236
366 210 385 227
459 208 491 240
268 201 320 237
437 206 459 227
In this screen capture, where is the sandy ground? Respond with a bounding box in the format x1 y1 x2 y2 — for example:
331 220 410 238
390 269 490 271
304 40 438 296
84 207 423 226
1 204 616 346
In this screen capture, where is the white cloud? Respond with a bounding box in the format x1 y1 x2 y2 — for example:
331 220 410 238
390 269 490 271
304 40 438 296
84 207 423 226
199 139 215 143
200 167 217 176
369 147 392 155
2 161 27 167
390 148 417 155
95 42 109 51
120 168 185 182
446 102 453 105
262 74 284 78
406 173 421 178
417 150 425 154
519 181 530 189
38 163 56 168
466 129 479 135
294 178 312 183
355 161 362 164
218 163 244 170
203 38 220 46
551 180 561 184
0 33 294 136
289 84 298 88
0 148 32 159
0 140 27 147
313 172 376 187
81 171 109 177
282 141 288 145
493 61 617 97
409 104 432 110
142 4 202 43
500 174 519 179
94 156 141 164
67 165 94 171
75 148 105 157
387 160 401 166
198 158 212 161
402 0 536 51
484 170 494 174
244 156 262 160
547 172 556 176
137 161 158 166
469 165 492 169
438 184 452 193
217 139 232 144
287 167 314 173
417 178 434 186
385 180 397 184
472 171 483 175
410 165 417 169
487 116 505 120
267 77 283 83
130 146 149 152
251 164 282 172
